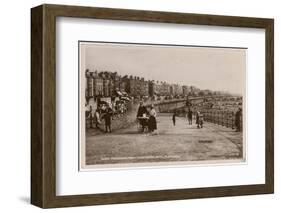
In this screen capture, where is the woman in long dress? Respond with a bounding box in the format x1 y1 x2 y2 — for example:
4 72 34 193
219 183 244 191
148 105 157 132
94 107 101 129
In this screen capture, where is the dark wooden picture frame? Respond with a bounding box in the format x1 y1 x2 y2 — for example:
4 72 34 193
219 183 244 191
31 4 274 208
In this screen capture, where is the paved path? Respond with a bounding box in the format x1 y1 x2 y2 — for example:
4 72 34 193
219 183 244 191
86 113 243 165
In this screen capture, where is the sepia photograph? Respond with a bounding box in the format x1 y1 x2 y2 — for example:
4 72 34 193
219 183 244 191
79 41 246 169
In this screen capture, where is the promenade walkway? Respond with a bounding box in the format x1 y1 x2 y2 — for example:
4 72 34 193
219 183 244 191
86 113 243 166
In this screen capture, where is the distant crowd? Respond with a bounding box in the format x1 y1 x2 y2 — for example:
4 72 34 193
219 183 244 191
169 106 242 132
172 108 204 128
86 100 130 133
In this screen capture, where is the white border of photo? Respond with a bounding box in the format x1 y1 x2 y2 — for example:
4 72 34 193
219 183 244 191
56 17 265 196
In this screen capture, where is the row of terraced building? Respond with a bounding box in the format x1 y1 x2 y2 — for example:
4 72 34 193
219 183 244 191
85 69 203 100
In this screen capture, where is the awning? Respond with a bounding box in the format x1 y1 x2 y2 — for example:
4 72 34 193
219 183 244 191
115 90 123 96
121 97 130 101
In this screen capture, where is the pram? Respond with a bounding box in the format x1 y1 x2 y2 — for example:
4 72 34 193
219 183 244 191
137 116 149 133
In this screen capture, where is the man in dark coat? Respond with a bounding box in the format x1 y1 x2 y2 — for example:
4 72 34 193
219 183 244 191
137 101 147 117
235 108 242 132
103 104 113 133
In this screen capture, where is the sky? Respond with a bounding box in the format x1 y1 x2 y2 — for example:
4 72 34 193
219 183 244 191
82 42 246 95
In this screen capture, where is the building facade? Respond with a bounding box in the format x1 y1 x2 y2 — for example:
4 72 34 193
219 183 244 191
182 85 192 96
85 69 210 100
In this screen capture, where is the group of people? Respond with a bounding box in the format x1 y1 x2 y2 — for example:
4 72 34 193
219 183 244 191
172 108 204 128
87 104 113 133
172 107 242 131
113 101 127 118
87 101 243 134
137 102 205 133
136 101 157 133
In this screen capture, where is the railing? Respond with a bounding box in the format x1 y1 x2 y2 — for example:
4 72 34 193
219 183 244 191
201 109 242 131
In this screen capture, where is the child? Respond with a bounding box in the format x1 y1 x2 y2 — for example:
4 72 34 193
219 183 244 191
196 111 204 128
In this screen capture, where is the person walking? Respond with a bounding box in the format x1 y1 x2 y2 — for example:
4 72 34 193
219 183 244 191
235 107 242 132
103 104 113 133
172 111 176 126
148 105 157 133
94 107 101 129
187 108 193 125
87 105 94 128
196 111 204 128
